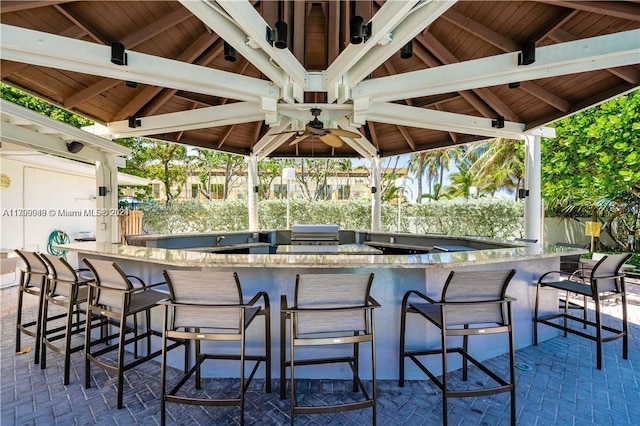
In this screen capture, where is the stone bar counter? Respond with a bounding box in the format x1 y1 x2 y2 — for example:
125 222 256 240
60 235 582 380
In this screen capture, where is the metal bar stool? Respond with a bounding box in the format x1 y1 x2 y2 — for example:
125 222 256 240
82 258 186 409
534 253 632 369
39 253 93 384
400 269 517 426
14 249 61 364
160 270 271 425
280 273 379 425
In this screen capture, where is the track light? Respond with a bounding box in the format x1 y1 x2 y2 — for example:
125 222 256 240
128 117 141 128
508 82 520 89
125 81 138 88
400 40 413 59
492 116 505 129
266 21 288 49
350 15 372 44
110 41 127 65
519 42 535 65
66 141 84 154
223 41 237 62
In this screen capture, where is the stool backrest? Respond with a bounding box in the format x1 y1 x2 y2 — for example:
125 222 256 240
590 253 632 293
294 273 374 335
14 250 48 288
83 258 133 308
41 254 78 298
441 269 516 326
163 270 243 330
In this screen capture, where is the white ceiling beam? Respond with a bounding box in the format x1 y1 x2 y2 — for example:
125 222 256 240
179 0 289 94
1 121 109 164
0 24 277 103
354 29 640 102
323 0 420 103
108 102 264 138
337 118 377 158
345 0 455 96
253 118 294 160
215 0 308 95
367 103 525 139
0 99 129 156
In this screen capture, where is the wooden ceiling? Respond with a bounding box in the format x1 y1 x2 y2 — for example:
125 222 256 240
1 1 639 158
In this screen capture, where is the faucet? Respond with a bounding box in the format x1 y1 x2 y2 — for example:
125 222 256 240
216 235 226 246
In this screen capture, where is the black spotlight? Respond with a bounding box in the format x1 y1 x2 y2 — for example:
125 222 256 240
491 116 505 129
350 15 372 44
224 41 237 62
125 81 138 88
110 41 127 66
266 21 288 49
519 41 536 66
400 40 413 59
508 82 521 89
66 141 84 154
128 117 141 129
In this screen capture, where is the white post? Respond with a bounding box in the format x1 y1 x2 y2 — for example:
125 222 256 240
395 177 406 232
95 155 119 243
282 167 296 230
247 154 259 231
371 155 382 232
524 134 542 243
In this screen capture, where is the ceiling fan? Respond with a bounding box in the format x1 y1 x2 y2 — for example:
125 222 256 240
271 108 361 148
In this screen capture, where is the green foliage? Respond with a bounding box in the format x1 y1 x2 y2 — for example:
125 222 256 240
409 198 524 238
140 198 523 236
1 83 92 128
542 91 640 249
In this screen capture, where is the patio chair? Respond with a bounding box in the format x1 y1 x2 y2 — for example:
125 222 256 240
39 254 94 384
280 273 379 425
534 253 632 369
160 270 271 425
82 258 186 409
400 269 517 426
554 242 590 325
14 250 57 364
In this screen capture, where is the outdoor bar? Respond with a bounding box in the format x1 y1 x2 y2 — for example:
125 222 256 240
60 234 573 380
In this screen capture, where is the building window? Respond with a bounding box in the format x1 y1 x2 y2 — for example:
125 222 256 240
336 185 351 200
191 184 199 199
210 183 224 200
273 184 287 199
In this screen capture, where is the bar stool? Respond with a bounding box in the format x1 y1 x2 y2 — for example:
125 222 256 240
400 269 517 425
14 250 55 364
82 258 185 409
280 273 379 425
160 270 271 425
39 254 93 385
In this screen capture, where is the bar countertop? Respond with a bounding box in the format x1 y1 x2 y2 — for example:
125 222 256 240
59 242 584 270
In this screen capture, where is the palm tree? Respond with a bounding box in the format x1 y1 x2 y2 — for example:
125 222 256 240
468 138 524 200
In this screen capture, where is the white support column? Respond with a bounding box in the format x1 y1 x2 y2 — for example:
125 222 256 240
524 134 542 244
95 155 119 243
247 154 259 231
371 155 382 232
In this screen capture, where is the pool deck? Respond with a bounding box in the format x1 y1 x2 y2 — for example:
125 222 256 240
1 281 639 425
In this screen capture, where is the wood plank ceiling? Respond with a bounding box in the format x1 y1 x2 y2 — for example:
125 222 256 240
1 1 639 158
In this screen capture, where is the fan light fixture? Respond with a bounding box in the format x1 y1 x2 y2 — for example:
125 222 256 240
266 21 288 49
268 108 362 148
350 16 372 44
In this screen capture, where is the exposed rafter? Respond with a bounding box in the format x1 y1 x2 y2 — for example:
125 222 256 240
536 0 640 21
1 24 277 103
354 29 640 103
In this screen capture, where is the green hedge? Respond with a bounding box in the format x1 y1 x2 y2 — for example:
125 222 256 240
141 198 524 237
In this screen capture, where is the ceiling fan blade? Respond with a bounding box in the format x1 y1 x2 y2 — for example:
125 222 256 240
269 130 297 136
289 133 311 145
328 128 361 138
319 134 344 148
306 125 327 136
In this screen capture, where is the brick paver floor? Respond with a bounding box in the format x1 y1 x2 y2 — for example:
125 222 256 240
2 281 639 425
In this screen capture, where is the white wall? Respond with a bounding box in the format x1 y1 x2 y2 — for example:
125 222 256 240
1 157 96 253
544 217 615 247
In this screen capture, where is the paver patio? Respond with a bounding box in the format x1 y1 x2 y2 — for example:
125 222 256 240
2 281 639 425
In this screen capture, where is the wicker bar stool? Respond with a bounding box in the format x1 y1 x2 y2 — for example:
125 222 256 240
160 270 271 425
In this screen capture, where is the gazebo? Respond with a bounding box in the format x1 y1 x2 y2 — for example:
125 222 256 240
1 0 639 241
